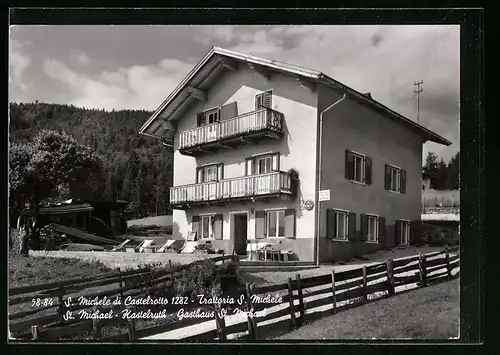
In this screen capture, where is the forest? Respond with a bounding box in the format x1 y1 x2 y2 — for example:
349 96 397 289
422 150 460 191
9 102 173 219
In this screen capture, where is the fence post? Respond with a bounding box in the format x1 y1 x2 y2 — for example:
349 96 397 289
386 259 395 297
169 260 172 268
419 253 428 287
295 274 305 325
31 325 39 340
214 303 227 341
245 283 257 339
331 270 337 314
57 288 65 318
445 247 451 280
127 307 136 340
287 277 297 329
249 284 259 338
117 268 124 299
362 266 368 303
222 250 225 264
92 305 102 340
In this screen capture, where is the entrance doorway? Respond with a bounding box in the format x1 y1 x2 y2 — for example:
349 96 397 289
231 212 248 255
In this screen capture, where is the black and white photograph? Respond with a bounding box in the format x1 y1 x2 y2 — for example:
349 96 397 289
8 19 464 342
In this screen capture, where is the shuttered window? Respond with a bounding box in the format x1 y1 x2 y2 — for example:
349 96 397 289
366 215 379 242
327 210 349 240
262 208 296 238
397 220 410 245
255 90 273 110
196 163 224 183
245 153 280 175
385 165 407 194
345 150 372 184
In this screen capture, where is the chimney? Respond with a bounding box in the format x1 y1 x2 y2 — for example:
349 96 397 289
363 92 372 100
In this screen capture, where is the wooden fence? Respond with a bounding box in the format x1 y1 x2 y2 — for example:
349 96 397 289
10 248 459 341
9 254 235 340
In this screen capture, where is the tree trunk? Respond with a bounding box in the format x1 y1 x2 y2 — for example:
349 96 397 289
19 226 29 256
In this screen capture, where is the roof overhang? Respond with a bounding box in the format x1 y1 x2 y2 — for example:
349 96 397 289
139 46 451 147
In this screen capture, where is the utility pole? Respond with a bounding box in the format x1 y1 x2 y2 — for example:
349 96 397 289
413 80 423 124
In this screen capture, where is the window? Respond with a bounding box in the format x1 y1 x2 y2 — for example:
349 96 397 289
367 215 379 242
399 220 410 245
385 165 407 193
255 90 273 110
331 211 349 240
197 108 220 126
196 163 223 183
266 210 285 238
204 165 218 182
201 215 215 239
256 155 272 174
246 153 280 176
345 150 372 184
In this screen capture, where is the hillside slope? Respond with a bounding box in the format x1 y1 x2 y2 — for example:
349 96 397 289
9 102 173 218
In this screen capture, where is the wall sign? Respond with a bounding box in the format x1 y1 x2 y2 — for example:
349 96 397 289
304 200 315 211
318 189 330 202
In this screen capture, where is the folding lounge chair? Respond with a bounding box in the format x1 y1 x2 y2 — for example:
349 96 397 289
112 239 130 252
156 240 175 253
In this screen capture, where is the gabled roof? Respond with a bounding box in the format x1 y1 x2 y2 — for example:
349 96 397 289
139 46 451 146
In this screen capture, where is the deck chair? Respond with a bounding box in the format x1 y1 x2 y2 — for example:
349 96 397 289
156 240 175 253
137 239 154 253
180 240 199 253
112 239 130 252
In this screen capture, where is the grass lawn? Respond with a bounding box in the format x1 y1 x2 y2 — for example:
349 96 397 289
9 252 112 288
275 279 459 340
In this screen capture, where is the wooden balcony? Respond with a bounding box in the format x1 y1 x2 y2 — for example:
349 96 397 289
170 171 294 209
178 108 284 156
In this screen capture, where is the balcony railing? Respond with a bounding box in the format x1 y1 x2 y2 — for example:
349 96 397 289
170 171 293 207
178 108 283 151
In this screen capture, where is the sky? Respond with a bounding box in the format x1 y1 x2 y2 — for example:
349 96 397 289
9 25 460 163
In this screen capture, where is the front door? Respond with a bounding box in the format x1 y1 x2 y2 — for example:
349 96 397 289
233 214 248 255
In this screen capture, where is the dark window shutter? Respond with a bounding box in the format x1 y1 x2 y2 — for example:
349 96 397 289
384 164 391 190
345 150 354 180
271 153 280 171
378 217 386 243
255 210 266 239
245 157 253 176
192 215 200 238
364 157 372 184
196 167 203 184
359 214 368 241
409 221 417 245
217 163 224 181
347 212 357 241
326 209 335 239
197 112 205 127
213 214 223 240
284 209 296 239
263 91 272 108
255 93 263 110
400 169 407 194
220 102 238 121
394 220 401 245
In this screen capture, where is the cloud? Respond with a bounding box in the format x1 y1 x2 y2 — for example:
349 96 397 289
70 51 91 66
9 39 32 91
12 25 459 163
42 57 193 111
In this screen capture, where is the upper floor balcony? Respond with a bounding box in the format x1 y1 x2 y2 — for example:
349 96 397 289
178 108 284 156
169 171 295 209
